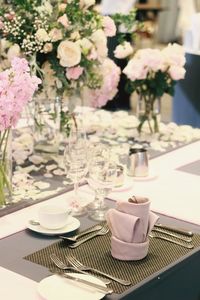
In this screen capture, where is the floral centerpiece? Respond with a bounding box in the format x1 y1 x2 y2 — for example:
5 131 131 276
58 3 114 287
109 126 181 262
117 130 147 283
0 0 126 135
123 43 186 134
0 57 41 206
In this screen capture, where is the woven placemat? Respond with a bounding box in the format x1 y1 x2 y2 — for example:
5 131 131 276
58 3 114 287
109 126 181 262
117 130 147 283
24 224 200 294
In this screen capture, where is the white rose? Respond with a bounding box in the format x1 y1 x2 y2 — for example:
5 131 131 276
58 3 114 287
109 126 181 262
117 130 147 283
114 42 133 59
7 44 21 61
57 40 81 67
35 28 49 42
91 29 108 60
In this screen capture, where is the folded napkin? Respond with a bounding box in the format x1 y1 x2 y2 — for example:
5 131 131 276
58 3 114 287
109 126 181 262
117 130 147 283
106 196 159 260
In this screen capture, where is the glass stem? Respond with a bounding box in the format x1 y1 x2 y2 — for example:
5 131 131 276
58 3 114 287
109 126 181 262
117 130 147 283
74 181 79 201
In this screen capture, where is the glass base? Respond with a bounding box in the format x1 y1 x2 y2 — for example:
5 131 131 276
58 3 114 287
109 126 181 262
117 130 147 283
87 201 107 212
89 208 107 221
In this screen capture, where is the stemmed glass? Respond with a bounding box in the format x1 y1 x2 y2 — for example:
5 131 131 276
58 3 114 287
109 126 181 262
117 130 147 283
64 129 88 216
87 156 117 221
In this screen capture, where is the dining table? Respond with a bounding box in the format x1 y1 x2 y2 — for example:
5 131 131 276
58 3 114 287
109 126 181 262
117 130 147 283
1 112 200 300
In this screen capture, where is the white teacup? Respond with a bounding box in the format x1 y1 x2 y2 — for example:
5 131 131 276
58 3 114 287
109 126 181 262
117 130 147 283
38 205 71 230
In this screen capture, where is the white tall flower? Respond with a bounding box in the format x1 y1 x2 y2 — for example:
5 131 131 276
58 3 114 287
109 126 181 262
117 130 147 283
114 41 133 59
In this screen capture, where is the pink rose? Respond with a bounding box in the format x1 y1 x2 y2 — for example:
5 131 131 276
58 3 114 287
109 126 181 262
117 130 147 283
103 16 116 37
57 14 69 28
168 66 186 80
66 65 84 80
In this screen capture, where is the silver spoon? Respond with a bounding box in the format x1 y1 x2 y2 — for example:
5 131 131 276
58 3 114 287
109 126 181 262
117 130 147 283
29 220 40 226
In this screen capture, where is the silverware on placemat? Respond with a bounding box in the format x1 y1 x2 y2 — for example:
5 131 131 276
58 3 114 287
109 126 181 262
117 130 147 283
67 255 131 286
69 224 109 248
154 223 193 237
50 270 113 295
149 233 194 249
152 228 192 243
50 253 110 285
59 224 102 242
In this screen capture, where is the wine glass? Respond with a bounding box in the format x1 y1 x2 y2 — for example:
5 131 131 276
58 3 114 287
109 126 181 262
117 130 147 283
64 129 88 216
86 143 110 211
87 157 117 221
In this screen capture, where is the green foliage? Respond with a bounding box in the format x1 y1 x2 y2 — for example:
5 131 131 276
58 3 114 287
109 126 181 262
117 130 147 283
126 70 176 99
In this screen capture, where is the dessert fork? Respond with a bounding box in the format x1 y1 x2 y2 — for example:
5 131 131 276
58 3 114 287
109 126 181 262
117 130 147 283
59 224 102 242
50 253 110 285
69 224 109 248
67 255 131 286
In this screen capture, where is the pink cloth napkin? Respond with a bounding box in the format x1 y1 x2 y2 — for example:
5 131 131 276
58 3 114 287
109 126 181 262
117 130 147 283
107 197 159 243
106 196 159 260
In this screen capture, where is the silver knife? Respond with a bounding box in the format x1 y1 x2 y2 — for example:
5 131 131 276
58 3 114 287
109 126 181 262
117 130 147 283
154 223 193 237
52 271 113 294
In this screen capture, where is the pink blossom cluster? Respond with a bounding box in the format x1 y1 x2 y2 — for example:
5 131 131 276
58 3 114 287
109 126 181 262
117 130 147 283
82 58 121 108
0 57 41 131
123 43 186 81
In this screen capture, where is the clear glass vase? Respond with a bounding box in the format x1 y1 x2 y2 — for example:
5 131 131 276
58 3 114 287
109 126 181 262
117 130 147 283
136 94 161 135
0 128 12 207
34 95 60 154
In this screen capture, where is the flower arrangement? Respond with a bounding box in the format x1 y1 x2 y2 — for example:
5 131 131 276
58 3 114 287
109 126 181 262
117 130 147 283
123 43 186 133
0 57 41 206
0 0 122 111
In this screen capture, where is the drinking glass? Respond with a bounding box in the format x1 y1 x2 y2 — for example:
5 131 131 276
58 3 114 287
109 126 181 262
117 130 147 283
64 129 88 216
87 157 117 221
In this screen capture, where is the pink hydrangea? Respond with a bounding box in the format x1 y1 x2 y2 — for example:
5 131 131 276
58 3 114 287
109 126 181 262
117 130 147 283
0 57 41 131
82 58 121 108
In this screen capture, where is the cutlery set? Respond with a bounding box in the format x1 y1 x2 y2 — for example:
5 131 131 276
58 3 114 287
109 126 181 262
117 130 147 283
49 222 194 293
151 223 194 249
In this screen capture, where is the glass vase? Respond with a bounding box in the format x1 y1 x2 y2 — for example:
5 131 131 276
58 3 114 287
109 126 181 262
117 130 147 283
136 94 161 135
0 128 12 207
34 95 60 154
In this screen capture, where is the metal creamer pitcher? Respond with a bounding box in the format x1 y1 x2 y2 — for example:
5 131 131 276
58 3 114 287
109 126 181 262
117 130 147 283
127 148 149 177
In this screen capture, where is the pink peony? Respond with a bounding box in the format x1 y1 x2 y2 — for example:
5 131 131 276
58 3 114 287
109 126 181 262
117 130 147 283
102 16 117 37
168 65 186 80
66 65 84 80
123 59 148 81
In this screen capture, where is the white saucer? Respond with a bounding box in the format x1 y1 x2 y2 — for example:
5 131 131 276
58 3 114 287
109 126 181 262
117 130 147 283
37 273 106 300
131 170 158 181
112 181 133 192
27 217 80 236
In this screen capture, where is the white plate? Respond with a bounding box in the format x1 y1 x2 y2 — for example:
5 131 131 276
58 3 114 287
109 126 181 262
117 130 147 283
37 274 106 300
27 217 80 236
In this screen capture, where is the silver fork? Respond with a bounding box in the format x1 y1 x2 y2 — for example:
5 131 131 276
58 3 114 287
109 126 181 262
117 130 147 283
59 224 102 242
149 233 194 249
69 224 109 248
50 253 110 285
67 255 131 286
